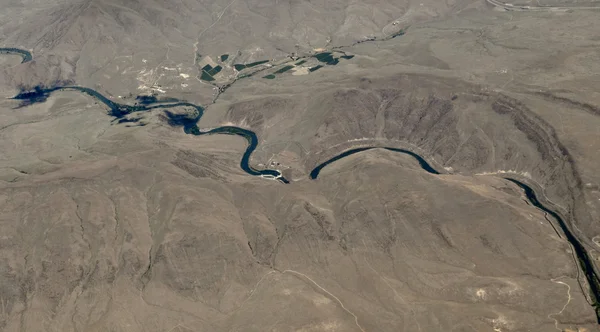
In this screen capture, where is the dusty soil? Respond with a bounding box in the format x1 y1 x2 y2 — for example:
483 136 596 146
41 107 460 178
1 0 600 331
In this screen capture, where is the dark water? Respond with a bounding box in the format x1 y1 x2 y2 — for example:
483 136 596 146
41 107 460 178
163 109 202 131
309 146 600 321
11 84 288 183
246 60 269 67
0 48 32 63
136 95 158 105
506 178 600 322
314 52 336 64
13 85 203 117
186 126 289 182
4 45 600 321
385 147 440 174
310 147 373 179
309 146 439 179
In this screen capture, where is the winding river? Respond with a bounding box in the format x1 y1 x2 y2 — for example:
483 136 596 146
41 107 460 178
3 47 599 322
9 82 289 183
309 146 600 321
0 47 32 63
309 146 440 179
506 178 600 321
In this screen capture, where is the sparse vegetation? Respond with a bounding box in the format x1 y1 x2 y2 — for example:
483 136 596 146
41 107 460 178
2 2 600 331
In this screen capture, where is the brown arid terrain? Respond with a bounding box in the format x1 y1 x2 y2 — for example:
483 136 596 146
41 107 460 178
1 0 600 331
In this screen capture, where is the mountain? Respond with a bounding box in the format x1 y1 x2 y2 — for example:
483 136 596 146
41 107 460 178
1 0 600 331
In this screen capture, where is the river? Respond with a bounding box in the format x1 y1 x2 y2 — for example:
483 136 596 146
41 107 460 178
309 145 600 322
9 82 289 183
3 47 599 321
0 48 32 63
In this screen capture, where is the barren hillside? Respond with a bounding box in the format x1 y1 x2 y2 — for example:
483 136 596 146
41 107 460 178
1 0 600 331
